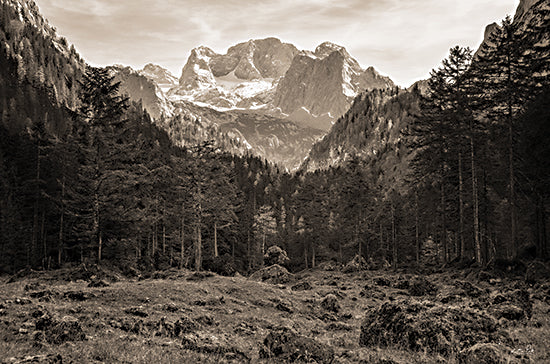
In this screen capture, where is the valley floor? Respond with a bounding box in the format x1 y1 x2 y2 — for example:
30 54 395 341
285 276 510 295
0 266 549 363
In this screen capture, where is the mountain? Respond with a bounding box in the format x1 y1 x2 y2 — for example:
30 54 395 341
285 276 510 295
169 38 393 130
153 38 395 169
168 38 298 110
476 0 549 57
303 0 548 182
302 88 418 186
274 42 394 130
0 0 84 112
174 101 324 170
108 65 174 120
139 63 178 93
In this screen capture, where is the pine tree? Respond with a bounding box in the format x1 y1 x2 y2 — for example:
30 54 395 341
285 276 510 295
474 16 539 258
73 66 129 264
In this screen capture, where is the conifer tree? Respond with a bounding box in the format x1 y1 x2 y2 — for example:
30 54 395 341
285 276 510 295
73 66 128 263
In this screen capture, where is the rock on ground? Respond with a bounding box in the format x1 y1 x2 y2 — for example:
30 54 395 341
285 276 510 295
408 276 438 296
249 264 294 284
360 299 508 356
4 354 63 363
35 314 86 344
525 261 550 283
342 255 367 273
320 294 340 313
458 343 514 364
291 281 312 291
259 327 334 363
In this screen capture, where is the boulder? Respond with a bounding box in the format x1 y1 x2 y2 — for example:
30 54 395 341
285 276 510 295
360 299 507 356
249 264 294 284
458 343 511 364
408 276 438 296
124 306 148 317
291 281 312 291
35 314 86 344
490 289 532 320
525 261 550 283
259 327 334 363
264 246 290 266
454 281 483 298
88 279 110 288
342 255 367 273
4 354 63 363
320 294 340 313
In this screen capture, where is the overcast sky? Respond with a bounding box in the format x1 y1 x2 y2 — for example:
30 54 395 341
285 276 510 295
34 0 520 87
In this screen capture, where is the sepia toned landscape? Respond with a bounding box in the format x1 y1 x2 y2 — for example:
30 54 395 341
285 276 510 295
0 0 549 362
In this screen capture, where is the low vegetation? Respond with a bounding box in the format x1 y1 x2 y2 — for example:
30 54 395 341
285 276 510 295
1 262 549 363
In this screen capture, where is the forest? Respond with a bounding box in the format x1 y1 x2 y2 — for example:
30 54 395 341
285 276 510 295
0 1 549 278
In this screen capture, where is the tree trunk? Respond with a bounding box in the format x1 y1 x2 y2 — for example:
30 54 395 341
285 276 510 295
312 243 316 268
98 232 102 264
415 190 420 265
509 120 517 258
471 136 481 265
162 202 166 255
458 152 465 261
214 221 218 258
195 206 202 271
391 202 397 270
31 139 41 267
58 176 65 266
41 210 46 269
441 181 447 264
304 246 308 269
180 208 184 269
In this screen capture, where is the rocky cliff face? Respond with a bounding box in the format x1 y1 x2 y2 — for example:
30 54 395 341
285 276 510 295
169 38 393 131
109 65 174 120
0 0 85 109
303 0 548 177
139 64 178 92
274 42 393 130
476 0 548 57
177 102 324 171
168 39 297 110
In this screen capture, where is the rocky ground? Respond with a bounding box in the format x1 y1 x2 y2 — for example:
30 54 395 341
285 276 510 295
0 263 549 363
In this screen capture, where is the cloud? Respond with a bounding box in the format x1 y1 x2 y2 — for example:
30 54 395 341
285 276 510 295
34 0 520 86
